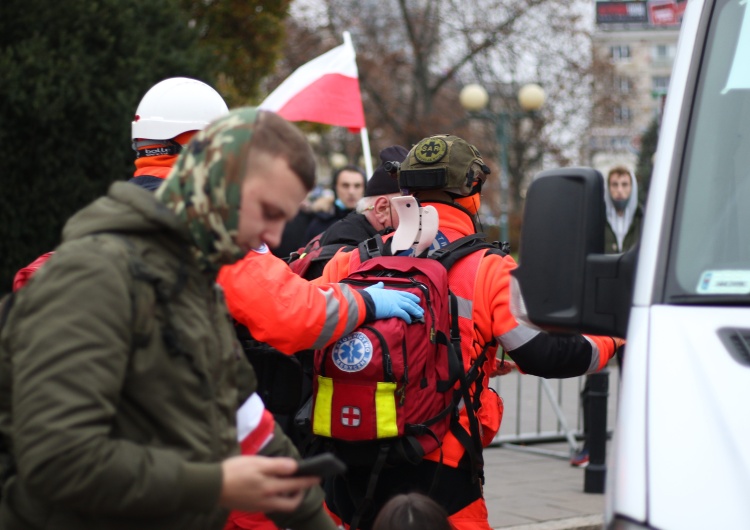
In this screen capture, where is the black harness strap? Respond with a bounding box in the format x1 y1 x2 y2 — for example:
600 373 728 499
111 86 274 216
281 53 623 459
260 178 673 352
349 443 390 530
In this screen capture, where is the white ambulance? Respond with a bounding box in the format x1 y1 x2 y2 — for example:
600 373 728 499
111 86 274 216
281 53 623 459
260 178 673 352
513 1 750 528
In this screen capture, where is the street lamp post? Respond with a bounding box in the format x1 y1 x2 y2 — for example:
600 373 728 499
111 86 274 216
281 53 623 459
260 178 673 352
459 83 545 244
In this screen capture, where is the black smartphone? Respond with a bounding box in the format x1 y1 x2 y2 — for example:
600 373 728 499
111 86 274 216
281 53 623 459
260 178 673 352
292 453 347 479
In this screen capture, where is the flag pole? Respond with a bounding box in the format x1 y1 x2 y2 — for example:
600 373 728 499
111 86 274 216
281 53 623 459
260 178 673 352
360 127 373 179
343 31 374 178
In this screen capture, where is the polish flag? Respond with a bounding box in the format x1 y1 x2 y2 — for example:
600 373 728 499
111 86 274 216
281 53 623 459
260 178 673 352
227 393 277 530
236 393 275 455
259 33 366 132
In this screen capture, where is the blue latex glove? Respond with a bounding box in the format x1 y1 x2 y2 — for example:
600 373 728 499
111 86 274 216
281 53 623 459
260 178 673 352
364 282 424 324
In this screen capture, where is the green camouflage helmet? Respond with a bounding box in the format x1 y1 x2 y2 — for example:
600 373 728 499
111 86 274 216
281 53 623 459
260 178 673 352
399 134 490 196
156 107 259 273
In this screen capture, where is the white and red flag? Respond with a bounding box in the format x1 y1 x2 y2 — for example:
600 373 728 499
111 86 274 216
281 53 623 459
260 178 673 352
260 32 373 176
260 32 366 132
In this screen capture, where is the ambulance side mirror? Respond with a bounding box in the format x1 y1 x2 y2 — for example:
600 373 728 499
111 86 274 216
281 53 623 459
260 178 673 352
511 167 635 338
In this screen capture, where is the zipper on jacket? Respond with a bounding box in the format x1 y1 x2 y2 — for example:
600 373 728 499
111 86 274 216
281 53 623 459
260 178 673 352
399 336 408 406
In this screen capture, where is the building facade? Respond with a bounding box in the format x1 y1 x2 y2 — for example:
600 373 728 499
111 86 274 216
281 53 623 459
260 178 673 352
588 0 685 174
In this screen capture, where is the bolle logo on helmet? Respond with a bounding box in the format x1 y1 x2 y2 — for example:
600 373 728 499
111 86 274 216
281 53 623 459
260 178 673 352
143 147 173 157
414 138 448 164
331 331 373 372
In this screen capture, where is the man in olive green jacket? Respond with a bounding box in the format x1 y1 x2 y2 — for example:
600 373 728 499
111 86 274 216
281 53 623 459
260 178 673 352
0 108 422 529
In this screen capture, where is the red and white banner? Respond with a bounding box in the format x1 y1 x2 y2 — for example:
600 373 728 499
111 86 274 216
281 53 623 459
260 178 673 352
260 34 366 132
236 392 275 455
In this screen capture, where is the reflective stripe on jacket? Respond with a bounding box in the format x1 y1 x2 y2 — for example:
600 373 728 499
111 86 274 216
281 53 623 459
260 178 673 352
218 250 367 354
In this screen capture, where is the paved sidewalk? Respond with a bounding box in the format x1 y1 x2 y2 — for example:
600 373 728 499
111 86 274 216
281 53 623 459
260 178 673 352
483 442 608 530
480 364 619 530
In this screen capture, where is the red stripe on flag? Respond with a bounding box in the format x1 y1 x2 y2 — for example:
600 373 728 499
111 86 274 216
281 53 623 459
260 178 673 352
239 409 275 456
274 74 365 131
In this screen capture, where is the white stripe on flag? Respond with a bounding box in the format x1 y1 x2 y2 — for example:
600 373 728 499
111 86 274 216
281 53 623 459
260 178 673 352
236 392 266 442
259 40 358 112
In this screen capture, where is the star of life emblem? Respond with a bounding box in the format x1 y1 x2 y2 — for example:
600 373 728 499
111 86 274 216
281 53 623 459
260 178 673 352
341 406 362 427
332 331 372 372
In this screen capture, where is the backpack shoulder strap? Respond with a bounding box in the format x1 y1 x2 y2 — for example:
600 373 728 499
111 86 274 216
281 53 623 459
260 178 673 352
288 240 354 279
104 234 190 358
431 233 508 484
0 293 15 333
113 234 216 397
311 242 353 263
357 233 389 263
430 233 508 271
284 232 324 265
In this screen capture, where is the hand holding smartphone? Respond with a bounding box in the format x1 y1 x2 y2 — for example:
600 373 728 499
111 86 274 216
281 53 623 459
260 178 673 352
291 453 347 479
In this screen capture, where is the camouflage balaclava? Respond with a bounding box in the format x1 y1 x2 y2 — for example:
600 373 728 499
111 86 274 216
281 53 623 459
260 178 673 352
156 107 259 273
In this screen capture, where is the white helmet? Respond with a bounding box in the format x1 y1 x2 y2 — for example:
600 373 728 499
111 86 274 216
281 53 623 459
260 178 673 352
131 77 229 140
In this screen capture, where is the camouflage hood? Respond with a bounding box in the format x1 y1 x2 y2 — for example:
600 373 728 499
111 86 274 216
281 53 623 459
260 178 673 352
156 107 259 273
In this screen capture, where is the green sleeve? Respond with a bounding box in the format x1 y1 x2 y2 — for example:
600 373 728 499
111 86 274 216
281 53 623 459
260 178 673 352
260 423 338 530
9 242 222 515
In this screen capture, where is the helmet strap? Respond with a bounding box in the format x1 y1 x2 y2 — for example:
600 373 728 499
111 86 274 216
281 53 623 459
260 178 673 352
132 139 183 158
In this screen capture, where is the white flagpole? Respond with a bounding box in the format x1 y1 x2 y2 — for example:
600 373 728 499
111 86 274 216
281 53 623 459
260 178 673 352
343 31 374 178
360 127 373 179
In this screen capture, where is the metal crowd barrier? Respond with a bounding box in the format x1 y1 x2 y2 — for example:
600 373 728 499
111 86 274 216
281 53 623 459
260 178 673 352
487 364 619 461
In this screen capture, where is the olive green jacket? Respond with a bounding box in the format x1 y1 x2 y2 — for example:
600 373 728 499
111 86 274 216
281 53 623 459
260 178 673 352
604 204 644 254
0 183 332 530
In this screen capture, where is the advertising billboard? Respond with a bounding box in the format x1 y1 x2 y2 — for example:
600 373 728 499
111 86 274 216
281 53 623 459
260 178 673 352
596 0 686 27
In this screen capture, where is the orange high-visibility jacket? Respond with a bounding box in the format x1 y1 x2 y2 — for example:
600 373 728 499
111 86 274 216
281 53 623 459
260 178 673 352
217 248 368 355
317 201 617 467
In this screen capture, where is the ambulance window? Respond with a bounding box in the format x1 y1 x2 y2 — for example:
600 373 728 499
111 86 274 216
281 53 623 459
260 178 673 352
667 0 750 301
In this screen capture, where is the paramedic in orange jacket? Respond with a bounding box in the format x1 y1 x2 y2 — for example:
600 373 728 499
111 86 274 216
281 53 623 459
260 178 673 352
217 249 416 356
316 135 623 530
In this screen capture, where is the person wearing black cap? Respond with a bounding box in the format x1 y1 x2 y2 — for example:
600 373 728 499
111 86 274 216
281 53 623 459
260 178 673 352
299 146 408 281
321 146 406 243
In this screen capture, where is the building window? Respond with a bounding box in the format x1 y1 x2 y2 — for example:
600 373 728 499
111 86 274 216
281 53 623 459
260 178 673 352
616 76 632 94
610 45 631 61
614 105 633 124
652 44 676 62
652 75 670 95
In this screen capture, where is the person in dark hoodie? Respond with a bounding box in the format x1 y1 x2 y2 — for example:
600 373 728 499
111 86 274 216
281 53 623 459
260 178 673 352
321 146 407 246
571 165 643 468
603 165 644 254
